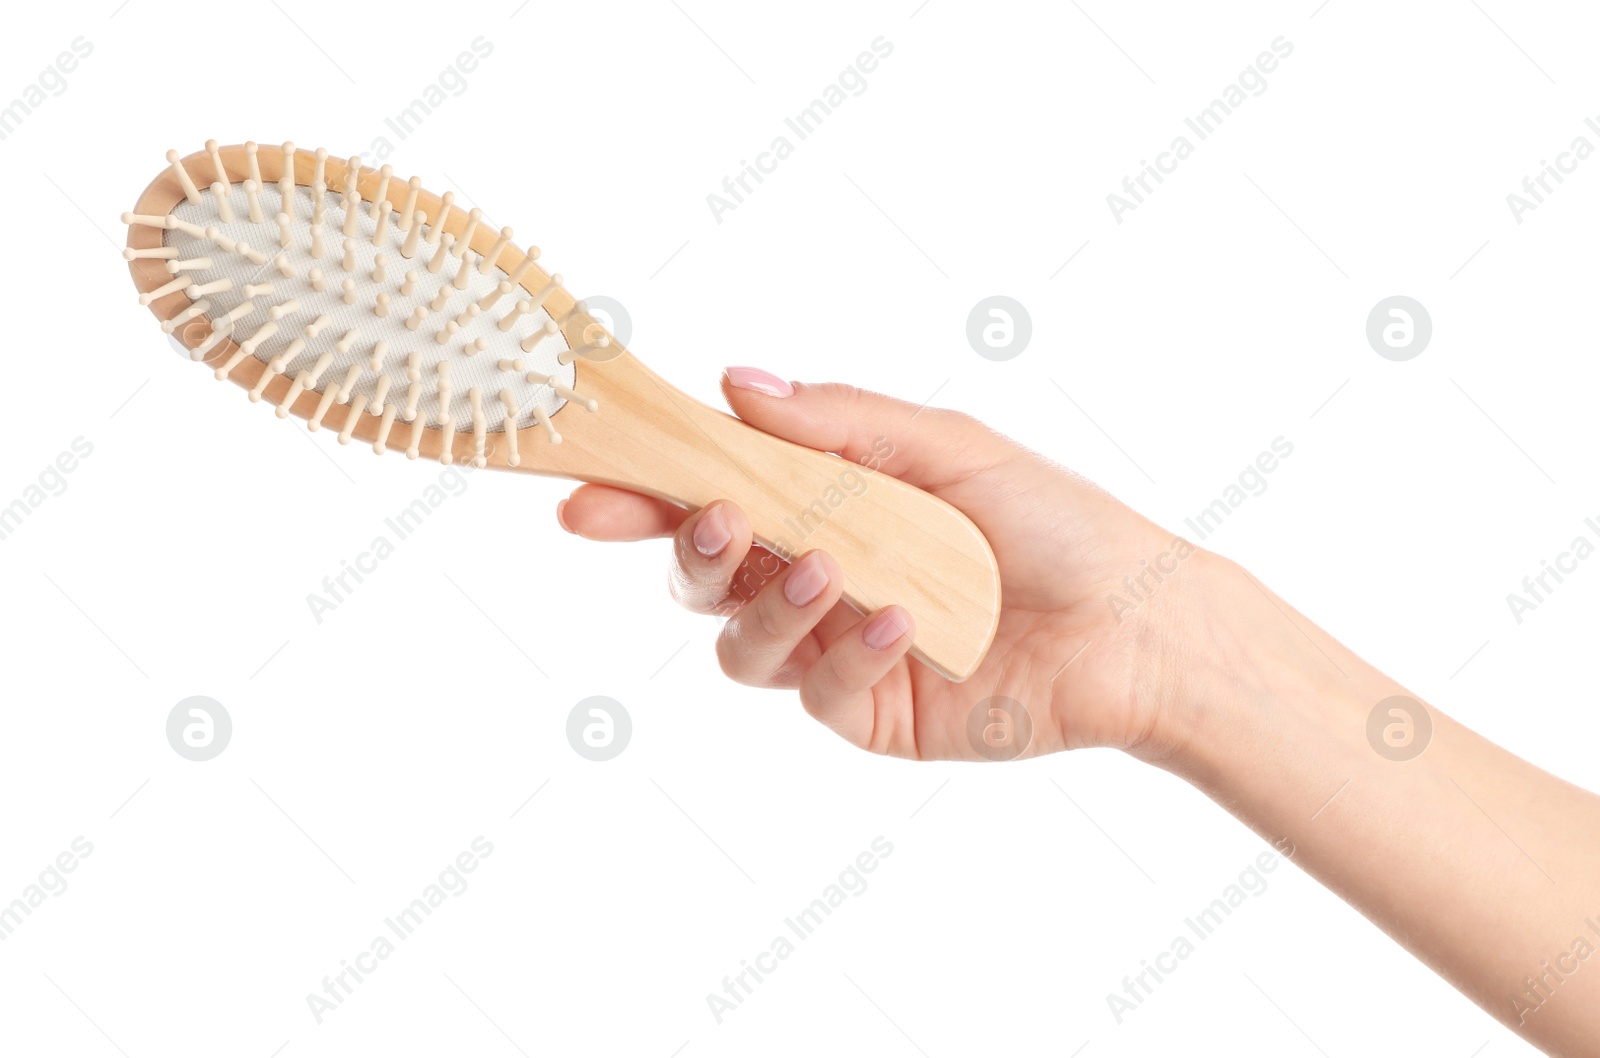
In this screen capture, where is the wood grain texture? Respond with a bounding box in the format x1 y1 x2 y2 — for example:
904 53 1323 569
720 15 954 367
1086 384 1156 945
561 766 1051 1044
126 144 1001 680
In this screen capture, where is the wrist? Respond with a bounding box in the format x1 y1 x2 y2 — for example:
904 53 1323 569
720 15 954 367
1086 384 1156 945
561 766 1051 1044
1126 550 1375 781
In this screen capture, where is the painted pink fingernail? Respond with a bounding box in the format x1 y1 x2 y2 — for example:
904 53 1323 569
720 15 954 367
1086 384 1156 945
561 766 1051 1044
724 366 794 398
783 554 829 607
693 505 731 557
863 608 910 650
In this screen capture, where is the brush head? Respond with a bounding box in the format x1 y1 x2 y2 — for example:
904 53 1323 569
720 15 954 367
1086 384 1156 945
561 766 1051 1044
124 142 614 467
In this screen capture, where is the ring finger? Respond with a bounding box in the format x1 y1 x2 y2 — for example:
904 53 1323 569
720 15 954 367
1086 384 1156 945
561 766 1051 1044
715 550 844 687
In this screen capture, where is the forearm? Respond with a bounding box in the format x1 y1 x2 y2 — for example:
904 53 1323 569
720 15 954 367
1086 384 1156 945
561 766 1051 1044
1155 554 1600 1056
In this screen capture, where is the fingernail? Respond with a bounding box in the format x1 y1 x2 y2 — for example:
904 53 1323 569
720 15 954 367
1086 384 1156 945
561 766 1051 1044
783 553 829 607
724 366 794 398
863 608 910 650
693 505 731 557
556 499 574 534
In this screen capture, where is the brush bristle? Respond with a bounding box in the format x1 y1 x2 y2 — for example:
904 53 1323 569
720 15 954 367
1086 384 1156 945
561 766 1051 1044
128 143 603 466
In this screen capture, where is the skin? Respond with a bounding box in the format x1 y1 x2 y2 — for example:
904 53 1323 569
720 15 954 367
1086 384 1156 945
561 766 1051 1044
559 372 1600 1056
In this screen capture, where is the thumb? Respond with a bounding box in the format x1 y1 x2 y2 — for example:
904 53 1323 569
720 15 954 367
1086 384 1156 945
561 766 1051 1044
720 367 1008 490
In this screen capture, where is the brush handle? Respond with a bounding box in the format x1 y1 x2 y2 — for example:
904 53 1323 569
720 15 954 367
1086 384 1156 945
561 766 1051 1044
523 355 1002 682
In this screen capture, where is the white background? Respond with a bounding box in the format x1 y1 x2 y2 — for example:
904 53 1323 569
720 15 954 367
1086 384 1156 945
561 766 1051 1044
1 1 1596 1055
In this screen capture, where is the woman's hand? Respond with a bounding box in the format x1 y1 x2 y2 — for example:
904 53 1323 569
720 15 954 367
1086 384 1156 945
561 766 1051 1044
562 367 1600 1055
556 367 1209 762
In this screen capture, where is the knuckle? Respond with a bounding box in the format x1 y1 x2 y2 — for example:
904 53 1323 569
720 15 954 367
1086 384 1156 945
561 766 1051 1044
799 655 841 715
797 660 850 733
667 565 720 615
730 549 782 602
664 564 701 611
815 381 861 405
926 406 971 432
817 647 852 696
715 623 765 686
797 670 834 721
713 628 747 681
754 592 787 640
665 565 691 609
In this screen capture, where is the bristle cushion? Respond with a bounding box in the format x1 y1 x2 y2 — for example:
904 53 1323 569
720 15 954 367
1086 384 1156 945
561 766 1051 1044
166 183 572 433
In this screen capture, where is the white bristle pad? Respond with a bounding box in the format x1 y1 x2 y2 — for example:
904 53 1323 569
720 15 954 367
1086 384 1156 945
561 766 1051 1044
165 184 573 432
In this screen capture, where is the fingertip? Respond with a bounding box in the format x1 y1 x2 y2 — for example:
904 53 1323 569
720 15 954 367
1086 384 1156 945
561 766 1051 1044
692 502 732 557
561 483 689 541
671 501 759 615
722 366 796 398
676 501 753 571
862 605 914 651
780 550 838 609
798 603 911 747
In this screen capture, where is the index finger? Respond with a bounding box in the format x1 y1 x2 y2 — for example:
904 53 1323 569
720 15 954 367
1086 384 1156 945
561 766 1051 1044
558 483 691 541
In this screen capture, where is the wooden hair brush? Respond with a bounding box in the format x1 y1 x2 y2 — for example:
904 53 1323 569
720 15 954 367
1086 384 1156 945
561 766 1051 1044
122 141 1001 680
